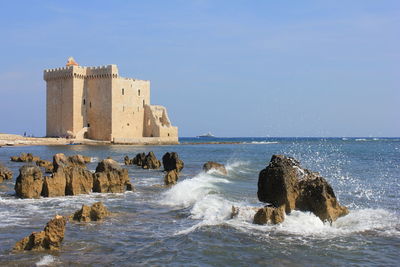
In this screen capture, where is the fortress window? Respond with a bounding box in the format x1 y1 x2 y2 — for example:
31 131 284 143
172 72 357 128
87 123 90 127
83 99 86 105
90 102 92 108
138 89 140 96
143 100 145 107
122 88 124 95
127 123 130 126
168 133 170 137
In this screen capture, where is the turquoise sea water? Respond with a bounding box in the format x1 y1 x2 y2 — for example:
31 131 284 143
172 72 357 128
0 137 399 266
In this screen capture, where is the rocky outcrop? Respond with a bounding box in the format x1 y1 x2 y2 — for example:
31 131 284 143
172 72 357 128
162 152 184 172
36 159 53 173
132 153 146 166
257 155 348 223
93 159 133 193
41 153 93 197
124 155 131 165
253 205 285 225
72 202 110 222
10 153 40 163
203 161 227 175
164 169 179 186
13 215 66 251
0 163 13 182
142 152 161 169
15 165 43 198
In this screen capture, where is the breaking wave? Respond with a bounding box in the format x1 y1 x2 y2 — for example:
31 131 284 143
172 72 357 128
36 255 56 266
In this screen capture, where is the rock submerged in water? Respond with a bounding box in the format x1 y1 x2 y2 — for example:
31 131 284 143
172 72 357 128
162 152 184 172
164 169 179 186
10 153 40 163
72 202 110 222
256 154 349 224
15 165 44 198
0 163 13 182
253 205 285 225
125 152 161 169
14 153 132 198
93 159 133 193
13 215 67 251
203 161 227 175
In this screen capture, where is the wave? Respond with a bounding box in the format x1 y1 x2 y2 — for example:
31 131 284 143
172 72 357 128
159 168 400 239
36 255 56 266
248 141 279 144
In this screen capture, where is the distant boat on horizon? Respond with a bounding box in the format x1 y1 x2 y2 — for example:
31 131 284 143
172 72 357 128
197 132 215 138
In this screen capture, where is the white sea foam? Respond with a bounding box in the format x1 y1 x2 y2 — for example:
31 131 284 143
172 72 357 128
90 157 99 162
36 255 56 266
248 141 279 144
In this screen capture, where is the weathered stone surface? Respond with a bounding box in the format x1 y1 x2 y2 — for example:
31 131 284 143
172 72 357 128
164 169 179 186
53 153 87 171
93 159 133 193
203 161 227 175
257 155 348 222
131 153 146 166
10 153 40 163
36 159 54 173
42 171 67 197
253 205 285 225
162 152 184 172
0 163 13 182
15 165 43 198
42 153 93 197
72 202 110 222
82 156 91 163
124 155 131 165
142 152 161 169
13 215 67 251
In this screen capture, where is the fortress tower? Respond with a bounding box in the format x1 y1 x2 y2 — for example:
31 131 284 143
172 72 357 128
43 57 178 143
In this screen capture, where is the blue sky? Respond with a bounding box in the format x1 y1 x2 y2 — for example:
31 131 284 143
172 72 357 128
0 0 399 137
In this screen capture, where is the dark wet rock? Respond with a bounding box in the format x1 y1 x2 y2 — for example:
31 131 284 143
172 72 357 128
164 170 179 186
253 205 285 225
36 159 53 173
162 152 184 172
131 153 146 166
72 202 110 222
0 163 13 182
257 154 348 222
13 215 67 251
10 153 40 163
203 161 227 175
142 152 161 169
14 165 43 198
93 159 133 193
124 155 131 165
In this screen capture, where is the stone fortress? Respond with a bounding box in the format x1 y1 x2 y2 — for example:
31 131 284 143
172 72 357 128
44 57 178 144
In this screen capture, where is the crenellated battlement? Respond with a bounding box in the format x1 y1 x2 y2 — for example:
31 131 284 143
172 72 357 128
44 64 120 80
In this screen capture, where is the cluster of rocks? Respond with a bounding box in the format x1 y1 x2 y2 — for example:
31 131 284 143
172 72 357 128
124 152 161 169
14 215 67 251
0 162 13 183
14 202 111 251
11 153 40 163
203 161 227 175
162 152 184 185
14 153 133 199
253 155 348 225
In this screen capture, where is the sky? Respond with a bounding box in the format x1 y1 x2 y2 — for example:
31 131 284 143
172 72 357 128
0 0 399 137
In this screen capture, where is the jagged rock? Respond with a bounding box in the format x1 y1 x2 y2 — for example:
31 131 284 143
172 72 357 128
13 215 67 251
142 152 161 169
72 202 110 222
257 155 348 222
82 156 91 163
164 169 179 186
203 161 227 175
0 163 13 182
93 159 133 193
42 153 93 197
36 159 53 173
124 155 131 165
131 153 146 166
15 165 43 198
162 152 184 172
53 153 87 171
10 153 40 163
253 205 285 225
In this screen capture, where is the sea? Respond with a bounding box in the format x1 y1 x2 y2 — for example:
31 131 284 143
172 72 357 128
0 137 399 266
